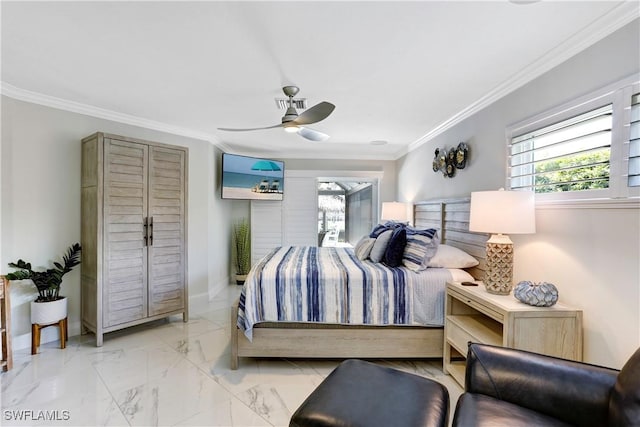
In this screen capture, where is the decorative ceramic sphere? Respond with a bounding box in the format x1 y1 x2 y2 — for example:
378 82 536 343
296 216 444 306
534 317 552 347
514 281 559 307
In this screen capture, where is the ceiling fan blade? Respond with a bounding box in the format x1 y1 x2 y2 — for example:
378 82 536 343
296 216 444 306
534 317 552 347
292 102 335 126
218 123 283 132
297 127 330 142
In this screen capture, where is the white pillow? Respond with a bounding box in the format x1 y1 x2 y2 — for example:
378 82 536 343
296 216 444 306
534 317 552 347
354 236 376 260
449 268 476 283
428 244 479 269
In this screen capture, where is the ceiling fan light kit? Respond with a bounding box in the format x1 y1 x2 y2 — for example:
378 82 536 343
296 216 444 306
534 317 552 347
218 86 335 142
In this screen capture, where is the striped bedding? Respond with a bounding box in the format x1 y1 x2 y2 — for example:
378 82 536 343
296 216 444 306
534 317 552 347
237 246 452 341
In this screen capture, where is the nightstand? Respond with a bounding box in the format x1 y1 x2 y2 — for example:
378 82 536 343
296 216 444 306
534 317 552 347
444 281 583 387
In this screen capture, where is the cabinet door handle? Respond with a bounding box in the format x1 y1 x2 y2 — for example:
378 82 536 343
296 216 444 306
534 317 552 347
149 216 153 246
143 217 148 247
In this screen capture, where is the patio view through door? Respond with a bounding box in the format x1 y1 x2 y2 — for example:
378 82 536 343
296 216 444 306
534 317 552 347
317 181 375 247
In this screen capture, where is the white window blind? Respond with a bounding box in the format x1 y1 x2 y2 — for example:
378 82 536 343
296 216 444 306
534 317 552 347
510 105 613 194
629 93 640 187
282 177 318 247
250 201 282 265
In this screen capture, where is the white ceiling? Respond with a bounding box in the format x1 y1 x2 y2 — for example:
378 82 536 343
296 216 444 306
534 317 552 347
2 1 637 160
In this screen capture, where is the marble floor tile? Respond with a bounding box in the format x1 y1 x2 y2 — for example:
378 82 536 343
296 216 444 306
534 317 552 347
1 284 463 427
152 315 223 343
111 357 250 426
92 342 187 393
164 328 231 366
1 365 112 410
173 396 272 427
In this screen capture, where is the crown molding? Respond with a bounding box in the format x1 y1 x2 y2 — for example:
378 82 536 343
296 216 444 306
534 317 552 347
1 82 233 151
407 2 640 155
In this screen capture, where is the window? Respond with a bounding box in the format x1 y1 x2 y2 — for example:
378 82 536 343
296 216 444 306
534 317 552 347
507 77 639 201
629 92 640 187
510 105 612 194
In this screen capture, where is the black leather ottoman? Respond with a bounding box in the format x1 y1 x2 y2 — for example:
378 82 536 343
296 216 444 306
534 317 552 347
290 359 449 427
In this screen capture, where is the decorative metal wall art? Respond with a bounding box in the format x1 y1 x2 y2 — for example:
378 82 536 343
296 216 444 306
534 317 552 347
432 142 468 178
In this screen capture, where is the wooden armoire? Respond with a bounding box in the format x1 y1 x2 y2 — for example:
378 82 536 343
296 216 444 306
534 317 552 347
81 133 188 346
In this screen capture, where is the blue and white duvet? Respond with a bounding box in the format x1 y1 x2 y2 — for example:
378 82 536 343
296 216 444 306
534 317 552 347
237 246 452 340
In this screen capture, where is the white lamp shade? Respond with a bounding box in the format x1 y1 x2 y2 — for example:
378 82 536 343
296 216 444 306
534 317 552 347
381 202 409 222
469 190 535 234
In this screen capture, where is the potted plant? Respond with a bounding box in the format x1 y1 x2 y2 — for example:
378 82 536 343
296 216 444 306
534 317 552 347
6 243 81 324
232 219 251 285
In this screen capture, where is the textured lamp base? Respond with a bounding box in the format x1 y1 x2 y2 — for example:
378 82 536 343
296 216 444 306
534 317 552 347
484 240 514 295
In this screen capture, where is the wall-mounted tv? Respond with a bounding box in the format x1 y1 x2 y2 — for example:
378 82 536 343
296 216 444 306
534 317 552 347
221 153 285 201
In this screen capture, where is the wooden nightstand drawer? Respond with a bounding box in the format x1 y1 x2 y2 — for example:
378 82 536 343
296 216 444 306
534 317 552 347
447 287 504 323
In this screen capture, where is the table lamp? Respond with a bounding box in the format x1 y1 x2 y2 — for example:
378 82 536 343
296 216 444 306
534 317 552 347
469 189 535 295
381 202 410 223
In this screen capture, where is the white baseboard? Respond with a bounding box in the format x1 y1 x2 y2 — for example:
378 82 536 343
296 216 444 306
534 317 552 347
209 275 230 300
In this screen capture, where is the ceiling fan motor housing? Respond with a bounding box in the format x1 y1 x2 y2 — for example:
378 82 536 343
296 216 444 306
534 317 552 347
282 86 301 123
282 107 299 123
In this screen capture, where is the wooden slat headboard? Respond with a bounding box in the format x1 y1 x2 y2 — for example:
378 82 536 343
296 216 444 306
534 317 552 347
413 198 488 280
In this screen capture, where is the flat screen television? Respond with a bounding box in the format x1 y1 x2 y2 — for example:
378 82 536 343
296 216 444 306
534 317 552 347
221 153 285 201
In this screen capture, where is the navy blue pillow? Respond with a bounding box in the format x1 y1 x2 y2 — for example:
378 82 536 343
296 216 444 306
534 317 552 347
383 227 407 267
369 221 405 238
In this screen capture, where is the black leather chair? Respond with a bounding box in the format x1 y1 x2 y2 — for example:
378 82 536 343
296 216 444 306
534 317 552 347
453 343 640 427
290 359 449 427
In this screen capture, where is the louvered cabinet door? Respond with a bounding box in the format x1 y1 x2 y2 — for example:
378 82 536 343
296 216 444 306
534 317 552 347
103 139 148 327
147 146 186 316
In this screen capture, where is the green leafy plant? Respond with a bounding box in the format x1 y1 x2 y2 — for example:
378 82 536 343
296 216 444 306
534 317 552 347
6 243 81 302
233 219 251 276
534 151 610 193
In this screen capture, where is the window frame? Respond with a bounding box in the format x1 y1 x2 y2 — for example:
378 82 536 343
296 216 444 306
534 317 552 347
505 74 640 203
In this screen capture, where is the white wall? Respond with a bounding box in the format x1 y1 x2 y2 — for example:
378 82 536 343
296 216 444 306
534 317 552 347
396 20 640 369
1 97 232 349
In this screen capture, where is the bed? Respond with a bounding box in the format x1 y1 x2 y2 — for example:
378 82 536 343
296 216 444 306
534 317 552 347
230 198 488 369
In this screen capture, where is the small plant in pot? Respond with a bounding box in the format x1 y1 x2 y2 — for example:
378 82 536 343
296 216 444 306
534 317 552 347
232 219 251 285
6 243 81 325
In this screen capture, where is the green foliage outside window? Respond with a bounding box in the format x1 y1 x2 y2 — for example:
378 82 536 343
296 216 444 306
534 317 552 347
534 150 610 193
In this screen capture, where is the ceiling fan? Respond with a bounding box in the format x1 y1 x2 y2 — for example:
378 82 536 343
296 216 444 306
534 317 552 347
218 86 335 141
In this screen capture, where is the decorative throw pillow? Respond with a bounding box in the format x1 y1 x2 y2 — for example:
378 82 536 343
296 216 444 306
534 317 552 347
402 227 439 272
369 221 405 238
354 236 376 260
383 220 407 229
369 229 393 263
427 244 479 269
383 227 407 267
369 223 391 238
